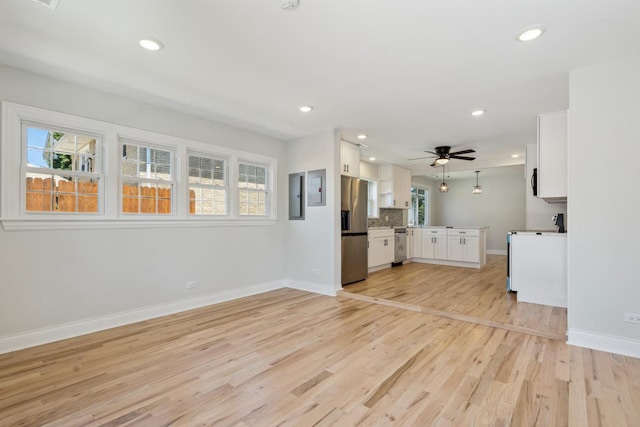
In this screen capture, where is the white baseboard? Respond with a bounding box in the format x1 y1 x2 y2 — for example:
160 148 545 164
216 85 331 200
568 328 640 359
0 280 285 355
487 249 507 256
284 279 337 297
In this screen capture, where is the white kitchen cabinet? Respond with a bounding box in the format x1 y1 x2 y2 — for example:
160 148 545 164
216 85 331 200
369 229 395 267
422 228 448 260
410 228 422 258
378 164 411 209
406 229 413 259
367 234 375 268
447 229 480 263
537 111 567 201
340 140 360 177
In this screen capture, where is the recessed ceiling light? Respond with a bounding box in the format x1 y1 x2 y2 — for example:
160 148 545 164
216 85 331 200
511 154 520 158
357 134 367 140
299 105 313 113
139 38 164 51
471 109 485 117
369 157 376 161
516 25 546 42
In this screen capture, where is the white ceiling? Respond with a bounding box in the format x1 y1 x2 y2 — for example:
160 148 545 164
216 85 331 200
2 0 639 177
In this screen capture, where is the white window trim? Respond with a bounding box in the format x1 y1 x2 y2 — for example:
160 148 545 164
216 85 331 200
187 150 230 217
1 102 278 231
237 160 274 218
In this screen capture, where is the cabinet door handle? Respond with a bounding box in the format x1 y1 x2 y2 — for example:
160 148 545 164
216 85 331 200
459 238 462 244
394 199 396 206
384 239 387 246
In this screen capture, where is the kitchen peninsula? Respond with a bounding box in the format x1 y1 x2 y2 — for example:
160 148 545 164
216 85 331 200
408 226 488 269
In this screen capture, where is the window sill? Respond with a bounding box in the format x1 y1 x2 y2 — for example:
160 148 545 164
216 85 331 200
0 218 279 231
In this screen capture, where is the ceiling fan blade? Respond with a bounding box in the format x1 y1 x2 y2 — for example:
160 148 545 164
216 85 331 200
430 160 438 167
449 155 476 161
449 149 475 156
423 150 439 155
408 155 437 161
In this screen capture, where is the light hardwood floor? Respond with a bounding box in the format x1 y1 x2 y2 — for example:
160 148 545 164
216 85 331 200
1 288 639 426
341 255 567 340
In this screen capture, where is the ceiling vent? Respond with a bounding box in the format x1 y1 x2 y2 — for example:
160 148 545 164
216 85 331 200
32 0 59 10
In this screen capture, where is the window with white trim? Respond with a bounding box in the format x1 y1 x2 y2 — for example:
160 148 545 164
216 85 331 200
238 162 269 216
367 179 378 218
188 153 228 216
23 124 102 214
1 101 278 230
121 142 174 215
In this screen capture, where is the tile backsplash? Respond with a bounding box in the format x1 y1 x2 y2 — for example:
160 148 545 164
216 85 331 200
368 208 404 227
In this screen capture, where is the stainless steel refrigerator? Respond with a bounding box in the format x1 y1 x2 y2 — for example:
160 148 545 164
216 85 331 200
341 175 368 285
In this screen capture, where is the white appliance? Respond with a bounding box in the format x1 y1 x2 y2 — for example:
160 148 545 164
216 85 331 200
507 231 567 308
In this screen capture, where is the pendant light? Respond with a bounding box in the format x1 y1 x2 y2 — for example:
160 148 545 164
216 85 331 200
439 165 449 192
472 170 482 194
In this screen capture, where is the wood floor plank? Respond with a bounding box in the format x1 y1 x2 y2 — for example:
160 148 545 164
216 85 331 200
342 255 567 338
0 288 638 426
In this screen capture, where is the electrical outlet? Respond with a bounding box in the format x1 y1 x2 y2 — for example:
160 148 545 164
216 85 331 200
311 269 320 276
186 281 197 289
624 313 640 324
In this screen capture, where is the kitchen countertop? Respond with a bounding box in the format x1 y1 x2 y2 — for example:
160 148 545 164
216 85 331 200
510 230 567 236
408 225 489 230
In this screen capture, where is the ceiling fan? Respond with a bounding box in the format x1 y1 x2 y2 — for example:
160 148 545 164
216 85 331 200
409 146 476 167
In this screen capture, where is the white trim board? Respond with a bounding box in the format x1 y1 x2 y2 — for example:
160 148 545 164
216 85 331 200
568 328 640 359
284 279 337 297
0 280 285 355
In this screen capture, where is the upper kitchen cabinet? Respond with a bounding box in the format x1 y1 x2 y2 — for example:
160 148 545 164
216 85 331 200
378 164 411 209
537 110 567 201
340 140 360 177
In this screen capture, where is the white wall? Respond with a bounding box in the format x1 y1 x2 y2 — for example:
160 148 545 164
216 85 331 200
567 56 640 357
430 165 526 253
284 130 339 295
525 143 567 230
0 65 288 350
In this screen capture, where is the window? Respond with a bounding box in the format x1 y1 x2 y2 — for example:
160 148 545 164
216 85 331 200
121 142 174 215
409 186 429 226
367 180 378 218
23 124 102 214
238 162 269 216
188 153 227 216
2 102 278 230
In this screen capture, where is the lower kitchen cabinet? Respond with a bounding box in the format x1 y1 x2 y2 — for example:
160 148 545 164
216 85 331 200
411 227 487 269
367 235 375 268
410 228 422 258
448 235 479 262
369 229 395 268
422 228 448 260
447 229 481 262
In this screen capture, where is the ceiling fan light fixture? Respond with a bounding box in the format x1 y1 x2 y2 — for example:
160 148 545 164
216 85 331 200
434 157 449 166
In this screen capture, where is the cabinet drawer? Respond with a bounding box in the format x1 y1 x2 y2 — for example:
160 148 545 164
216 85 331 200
422 228 448 236
447 228 480 237
369 229 394 238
